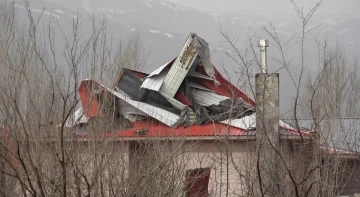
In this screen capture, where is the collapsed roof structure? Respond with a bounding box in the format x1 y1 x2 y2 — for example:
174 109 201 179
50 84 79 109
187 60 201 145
71 33 311 138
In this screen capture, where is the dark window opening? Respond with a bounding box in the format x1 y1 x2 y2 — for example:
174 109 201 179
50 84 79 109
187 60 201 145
185 168 211 197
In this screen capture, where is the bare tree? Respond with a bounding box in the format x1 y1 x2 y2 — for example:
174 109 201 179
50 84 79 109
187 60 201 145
217 0 360 196
1 0 360 197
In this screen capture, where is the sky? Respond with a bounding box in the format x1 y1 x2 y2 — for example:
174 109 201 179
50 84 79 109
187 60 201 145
164 0 360 16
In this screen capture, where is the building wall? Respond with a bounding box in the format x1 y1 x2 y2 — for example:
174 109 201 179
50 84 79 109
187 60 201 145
121 139 257 196
178 140 256 196
340 160 360 196
5 137 360 197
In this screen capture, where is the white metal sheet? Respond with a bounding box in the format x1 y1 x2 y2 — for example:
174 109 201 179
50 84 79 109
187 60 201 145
191 89 229 106
113 91 180 127
220 114 256 130
160 34 198 97
221 115 298 131
147 59 173 77
96 83 180 127
159 92 187 110
65 107 89 127
141 59 174 91
141 69 168 91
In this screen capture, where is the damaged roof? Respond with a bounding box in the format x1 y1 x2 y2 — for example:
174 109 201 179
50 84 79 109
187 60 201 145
73 33 312 139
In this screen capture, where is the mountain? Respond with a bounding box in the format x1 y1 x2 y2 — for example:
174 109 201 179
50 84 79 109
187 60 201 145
10 0 360 114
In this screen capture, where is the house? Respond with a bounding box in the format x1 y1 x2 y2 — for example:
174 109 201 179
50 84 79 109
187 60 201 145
70 33 320 196
1 33 359 196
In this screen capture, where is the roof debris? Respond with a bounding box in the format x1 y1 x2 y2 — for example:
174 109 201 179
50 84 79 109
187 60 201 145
74 33 311 137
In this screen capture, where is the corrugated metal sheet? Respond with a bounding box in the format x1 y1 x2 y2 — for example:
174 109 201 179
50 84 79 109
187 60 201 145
159 92 187 110
119 100 148 117
189 71 215 81
141 59 175 91
193 36 217 83
141 69 168 91
189 82 213 92
220 114 256 130
76 32 312 138
110 89 180 127
160 34 198 97
191 89 228 106
149 59 173 77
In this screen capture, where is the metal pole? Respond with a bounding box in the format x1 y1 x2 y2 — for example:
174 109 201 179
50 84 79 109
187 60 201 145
258 39 269 73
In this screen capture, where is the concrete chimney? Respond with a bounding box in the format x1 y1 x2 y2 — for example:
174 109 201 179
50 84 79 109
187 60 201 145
255 39 281 195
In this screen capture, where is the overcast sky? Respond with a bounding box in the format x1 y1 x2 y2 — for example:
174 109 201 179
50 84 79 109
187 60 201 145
165 0 360 16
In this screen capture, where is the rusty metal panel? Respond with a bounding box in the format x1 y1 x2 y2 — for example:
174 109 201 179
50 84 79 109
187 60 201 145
160 33 198 97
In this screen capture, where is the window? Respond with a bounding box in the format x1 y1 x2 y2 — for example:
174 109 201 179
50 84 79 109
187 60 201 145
185 168 211 197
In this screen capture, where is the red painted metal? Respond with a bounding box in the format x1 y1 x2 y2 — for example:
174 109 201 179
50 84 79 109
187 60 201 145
175 93 192 106
78 81 102 117
76 121 250 138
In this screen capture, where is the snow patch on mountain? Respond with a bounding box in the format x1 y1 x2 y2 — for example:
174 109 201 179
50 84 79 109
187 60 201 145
116 9 138 14
175 5 188 11
81 0 92 12
54 9 64 14
217 47 232 53
164 33 173 38
149 30 161 34
337 28 351 35
14 4 60 19
69 14 77 19
97 8 114 12
160 1 181 11
231 17 239 24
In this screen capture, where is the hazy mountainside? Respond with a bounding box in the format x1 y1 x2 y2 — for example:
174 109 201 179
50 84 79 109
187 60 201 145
11 0 360 114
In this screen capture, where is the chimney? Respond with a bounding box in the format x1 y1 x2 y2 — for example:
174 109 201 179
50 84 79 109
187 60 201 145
255 39 281 195
258 39 269 73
